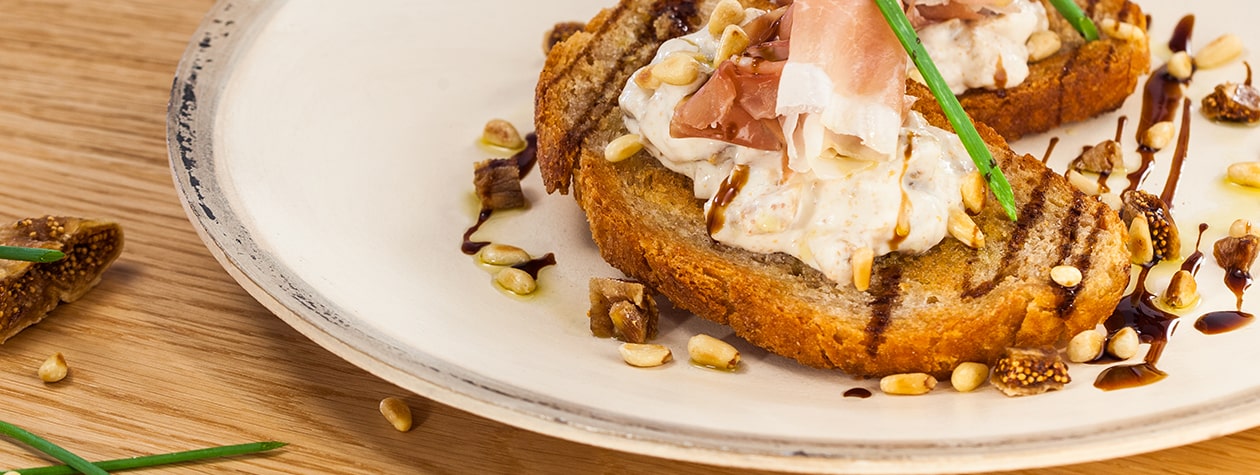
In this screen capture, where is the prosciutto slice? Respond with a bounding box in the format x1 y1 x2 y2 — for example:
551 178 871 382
776 0 907 170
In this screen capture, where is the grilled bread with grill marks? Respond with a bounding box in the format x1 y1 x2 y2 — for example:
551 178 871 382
959 0 1150 140
536 0 1131 377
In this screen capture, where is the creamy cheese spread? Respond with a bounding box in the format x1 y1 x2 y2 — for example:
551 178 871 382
913 0 1051 94
618 9 977 286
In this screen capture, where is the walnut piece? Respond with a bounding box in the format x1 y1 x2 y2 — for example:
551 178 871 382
473 158 526 210
588 278 658 343
1214 234 1259 273
1073 140 1124 173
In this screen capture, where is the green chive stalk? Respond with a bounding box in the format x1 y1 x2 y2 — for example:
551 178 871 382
874 0 1019 220
7 441 287 475
1048 0 1100 41
0 420 107 475
0 246 64 263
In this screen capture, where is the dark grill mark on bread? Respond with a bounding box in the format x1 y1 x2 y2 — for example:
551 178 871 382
864 265 904 357
1053 195 1087 317
962 170 1055 299
651 0 699 38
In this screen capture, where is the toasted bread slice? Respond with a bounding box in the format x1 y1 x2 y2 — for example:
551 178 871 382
537 0 1131 377
0 216 124 342
958 0 1150 140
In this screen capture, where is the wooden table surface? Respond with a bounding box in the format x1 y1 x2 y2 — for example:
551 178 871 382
0 0 1253 473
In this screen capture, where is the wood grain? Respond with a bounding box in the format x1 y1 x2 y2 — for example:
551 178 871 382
0 0 1250 473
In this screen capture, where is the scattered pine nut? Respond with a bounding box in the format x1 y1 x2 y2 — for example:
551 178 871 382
1067 330 1105 363
379 397 413 432
604 134 644 163
1050 265 1083 288
494 268 537 295
38 352 68 383
482 119 525 151
880 373 937 395
1195 34 1244 70
950 363 989 393
1107 327 1140 360
687 334 740 370
1026 30 1062 62
477 244 531 267
1141 121 1176 151
1227 162 1260 188
619 343 673 368
708 0 746 37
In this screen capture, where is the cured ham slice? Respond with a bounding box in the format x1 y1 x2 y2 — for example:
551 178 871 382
777 0 907 170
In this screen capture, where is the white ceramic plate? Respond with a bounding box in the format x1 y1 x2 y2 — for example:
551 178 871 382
168 1 1260 473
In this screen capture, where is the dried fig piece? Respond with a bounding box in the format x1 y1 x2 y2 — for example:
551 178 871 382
1202 62 1260 124
1121 190 1181 263
991 347 1071 397
0 216 124 342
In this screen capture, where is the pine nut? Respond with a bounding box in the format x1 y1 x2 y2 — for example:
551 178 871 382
1195 34 1244 70
1050 265 1083 288
653 53 701 86
950 362 989 393
1100 19 1146 43
1162 269 1199 309
619 343 673 368
879 373 937 395
1066 169 1102 195
948 208 985 248
477 244 531 267
707 0 746 37
1127 216 1155 265
494 267 537 295
1107 327 1140 360
379 397 413 432
633 66 662 90
1167 52 1194 80
604 134 644 163
714 24 751 67
38 352 67 383
687 334 740 370
482 119 525 151
961 171 986 214
851 247 874 292
1141 121 1176 151
1227 162 1260 188
1229 219 1257 238
1067 330 1105 363
1026 30 1062 62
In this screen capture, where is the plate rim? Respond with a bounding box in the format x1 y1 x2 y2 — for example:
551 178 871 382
164 1 1260 472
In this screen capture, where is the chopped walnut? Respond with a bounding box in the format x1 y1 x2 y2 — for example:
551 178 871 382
473 159 526 210
588 278 659 343
991 347 1071 397
1072 140 1124 173
1214 234 1259 274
